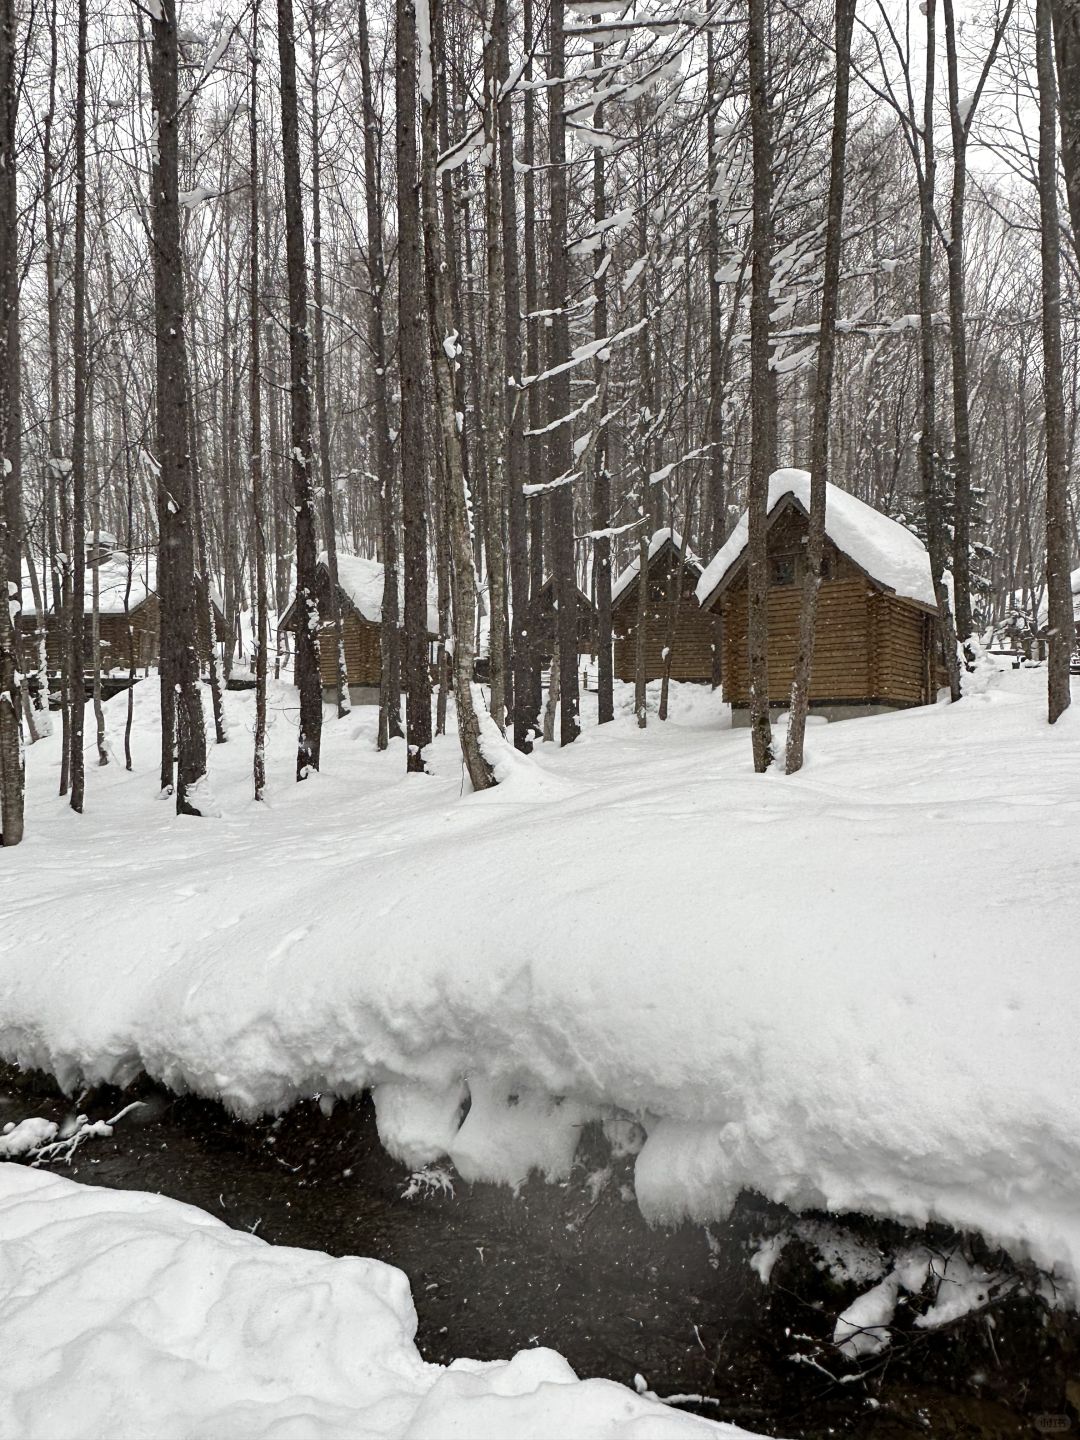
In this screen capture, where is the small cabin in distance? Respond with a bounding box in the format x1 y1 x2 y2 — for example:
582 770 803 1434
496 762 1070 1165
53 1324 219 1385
20 542 226 692
696 469 939 723
530 577 596 664
281 553 438 705
610 529 716 684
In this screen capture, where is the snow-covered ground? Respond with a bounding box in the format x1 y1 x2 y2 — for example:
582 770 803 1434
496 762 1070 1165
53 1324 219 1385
0 1164 743 1440
2 665 1079 1299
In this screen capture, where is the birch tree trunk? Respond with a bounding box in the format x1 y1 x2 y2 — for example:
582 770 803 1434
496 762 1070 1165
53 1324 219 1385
310 15 350 720
419 0 497 791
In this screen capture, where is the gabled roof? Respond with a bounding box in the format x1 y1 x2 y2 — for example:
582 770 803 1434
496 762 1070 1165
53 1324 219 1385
22 551 158 618
283 553 440 636
534 575 596 611
610 528 702 609
695 469 937 613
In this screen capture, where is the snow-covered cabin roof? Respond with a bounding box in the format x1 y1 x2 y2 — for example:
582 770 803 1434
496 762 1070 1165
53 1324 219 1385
21 552 157 619
610 528 702 608
320 552 440 637
695 469 937 612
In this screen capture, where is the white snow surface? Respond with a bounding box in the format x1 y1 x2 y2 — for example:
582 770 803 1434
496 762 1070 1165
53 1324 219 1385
695 469 936 610
2 668 1080 1293
610 528 700 607
0 1165 744 1440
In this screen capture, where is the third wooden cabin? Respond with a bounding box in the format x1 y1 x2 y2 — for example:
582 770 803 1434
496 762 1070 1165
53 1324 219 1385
610 529 717 683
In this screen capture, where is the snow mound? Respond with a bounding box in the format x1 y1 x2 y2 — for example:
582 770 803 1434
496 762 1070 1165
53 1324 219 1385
0 1166 753 1440
696 469 936 610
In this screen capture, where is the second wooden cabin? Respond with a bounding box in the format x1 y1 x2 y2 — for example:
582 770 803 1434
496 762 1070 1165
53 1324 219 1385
696 468 939 723
610 528 717 683
281 553 438 704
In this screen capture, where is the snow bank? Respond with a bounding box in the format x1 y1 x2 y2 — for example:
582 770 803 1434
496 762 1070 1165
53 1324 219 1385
3 671 1080 1294
695 469 936 610
0 1166 748 1440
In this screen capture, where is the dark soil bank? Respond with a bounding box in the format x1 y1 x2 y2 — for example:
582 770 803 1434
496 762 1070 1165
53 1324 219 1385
1 1063 1076 1439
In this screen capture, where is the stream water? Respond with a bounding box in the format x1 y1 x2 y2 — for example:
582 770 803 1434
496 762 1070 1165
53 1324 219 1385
1 1063 1075 1439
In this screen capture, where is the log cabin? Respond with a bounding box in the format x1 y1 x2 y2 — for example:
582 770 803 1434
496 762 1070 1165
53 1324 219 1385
695 469 939 723
20 541 226 693
610 529 717 683
530 576 597 663
281 553 439 704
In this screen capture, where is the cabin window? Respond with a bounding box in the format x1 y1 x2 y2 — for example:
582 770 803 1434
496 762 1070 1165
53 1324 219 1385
769 553 797 586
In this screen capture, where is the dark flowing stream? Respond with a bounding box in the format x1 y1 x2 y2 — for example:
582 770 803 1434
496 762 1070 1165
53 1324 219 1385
1 1063 1075 1439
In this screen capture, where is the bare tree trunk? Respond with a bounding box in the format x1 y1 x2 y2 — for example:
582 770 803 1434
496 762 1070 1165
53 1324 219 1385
277 0 322 779
150 0 209 815
0 0 23 843
1037 0 1073 724
501 0 530 750
522 0 543 737
1052 0 1080 267
747 0 774 772
633 532 649 729
482 0 508 734
310 14 350 720
357 0 401 750
396 0 432 772
543 641 560 743
785 0 856 775
90 510 107 766
591 31 614 729
420 0 497 790
917 0 961 704
548 0 580 747
250 0 269 799
69 0 88 813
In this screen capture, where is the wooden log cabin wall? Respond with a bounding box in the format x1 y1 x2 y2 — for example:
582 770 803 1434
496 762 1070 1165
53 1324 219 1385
698 483 937 719
610 533 717 684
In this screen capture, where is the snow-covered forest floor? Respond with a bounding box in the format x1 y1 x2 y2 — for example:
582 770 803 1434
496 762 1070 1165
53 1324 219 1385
2 666 1079 1436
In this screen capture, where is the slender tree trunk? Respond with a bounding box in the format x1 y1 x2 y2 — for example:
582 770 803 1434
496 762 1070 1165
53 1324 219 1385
419 0 497 789
310 16 350 719
633 531 649 728
523 0 543 736
785 0 856 775
396 0 432 772
1037 0 1073 724
69 0 89 813
482 0 508 734
917 0 961 704
591 35 614 728
501 0 529 749
548 0 580 746
150 0 209 815
1052 0 1080 267
250 1 269 799
277 0 322 779
357 0 401 749
747 0 774 771
0 0 23 843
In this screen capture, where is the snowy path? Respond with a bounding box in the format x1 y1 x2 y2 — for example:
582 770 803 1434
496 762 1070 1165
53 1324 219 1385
0 1164 748 1439
2 670 1079 1290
